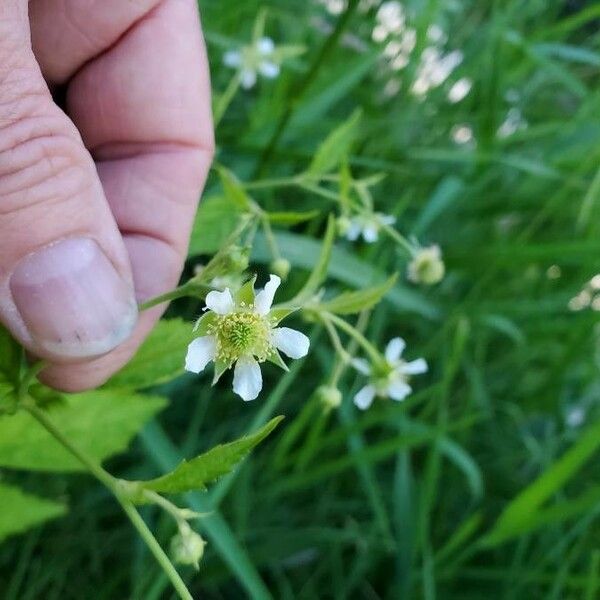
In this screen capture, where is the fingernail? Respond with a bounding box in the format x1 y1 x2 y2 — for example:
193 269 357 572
10 238 138 359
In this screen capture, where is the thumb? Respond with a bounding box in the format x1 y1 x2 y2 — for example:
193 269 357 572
0 2 138 361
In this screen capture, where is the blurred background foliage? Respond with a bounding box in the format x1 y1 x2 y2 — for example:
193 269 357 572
1 0 600 598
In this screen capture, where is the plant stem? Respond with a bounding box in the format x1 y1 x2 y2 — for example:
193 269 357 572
20 400 193 600
139 282 209 312
323 311 381 363
213 72 241 127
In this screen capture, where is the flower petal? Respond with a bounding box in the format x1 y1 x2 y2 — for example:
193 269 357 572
345 220 362 241
387 379 412 401
362 224 379 243
272 327 310 359
240 68 257 89
205 288 235 314
233 357 263 401
185 336 216 374
401 358 428 375
351 358 371 375
354 385 376 410
259 61 280 79
385 337 406 362
255 274 281 315
223 50 241 68
257 37 275 54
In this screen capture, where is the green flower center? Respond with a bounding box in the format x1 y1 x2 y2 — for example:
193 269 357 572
209 311 274 365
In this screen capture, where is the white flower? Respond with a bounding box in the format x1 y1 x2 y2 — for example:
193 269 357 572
341 212 396 243
351 337 428 410
223 37 281 89
185 274 310 401
407 244 445 285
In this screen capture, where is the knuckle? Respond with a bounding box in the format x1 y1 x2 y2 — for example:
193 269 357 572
0 111 92 216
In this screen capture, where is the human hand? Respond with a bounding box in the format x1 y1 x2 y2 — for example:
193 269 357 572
0 0 213 391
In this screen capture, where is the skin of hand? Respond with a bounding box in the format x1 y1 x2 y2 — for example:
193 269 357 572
0 0 214 391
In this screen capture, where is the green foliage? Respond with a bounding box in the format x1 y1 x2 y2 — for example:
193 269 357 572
0 391 166 472
307 109 361 175
105 319 194 390
139 417 283 494
318 273 397 314
0 484 65 543
189 196 243 255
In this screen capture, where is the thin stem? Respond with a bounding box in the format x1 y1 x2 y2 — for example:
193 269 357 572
20 400 193 600
213 72 241 127
139 282 209 312
243 176 301 190
323 311 382 363
381 223 415 255
260 215 281 261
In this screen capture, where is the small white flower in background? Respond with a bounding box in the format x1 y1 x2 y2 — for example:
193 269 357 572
351 338 427 410
185 274 310 401
411 48 463 97
448 77 472 103
408 244 445 285
565 405 586 428
223 37 281 89
497 107 527 138
338 212 396 243
451 123 474 145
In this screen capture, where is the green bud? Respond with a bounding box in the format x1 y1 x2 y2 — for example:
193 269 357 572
270 258 291 280
171 523 206 570
225 245 250 273
336 215 352 236
316 385 342 409
407 245 445 285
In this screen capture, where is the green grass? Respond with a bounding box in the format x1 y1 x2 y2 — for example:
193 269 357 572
2 0 600 597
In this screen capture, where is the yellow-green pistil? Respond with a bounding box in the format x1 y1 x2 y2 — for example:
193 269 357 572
206 303 275 366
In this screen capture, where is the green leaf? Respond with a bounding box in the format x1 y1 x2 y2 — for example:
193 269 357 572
307 109 362 175
189 196 244 256
484 418 600 546
0 391 167 472
292 215 336 302
105 319 194 390
318 274 398 315
266 210 320 226
0 483 66 542
0 326 20 384
235 276 257 306
217 166 252 211
139 416 284 494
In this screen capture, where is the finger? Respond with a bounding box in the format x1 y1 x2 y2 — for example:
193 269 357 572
34 0 213 391
0 1 138 363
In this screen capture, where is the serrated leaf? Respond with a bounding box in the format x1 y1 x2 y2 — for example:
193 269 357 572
0 391 167 472
189 196 244 256
0 483 66 542
319 274 398 315
105 320 194 390
139 416 284 494
266 210 320 226
217 166 252 211
308 109 361 175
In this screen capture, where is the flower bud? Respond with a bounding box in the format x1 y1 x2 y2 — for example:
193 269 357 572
336 216 352 236
225 245 250 273
407 245 445 285
316 385 342 409
171 524 206 570
270 258 291 280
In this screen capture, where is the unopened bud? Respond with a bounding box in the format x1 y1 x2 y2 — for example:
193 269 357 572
270 258 291 280
226 245 250 273
171 524 206 570
336 216 352 236
407 245 445 285
316 385 342 409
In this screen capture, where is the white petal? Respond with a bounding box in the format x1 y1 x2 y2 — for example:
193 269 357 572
255 274 281 315
257 37 275 54
351 358 371 375
185 336 216 374
233 358 263 401
401 358 428 375
379 214 396 226
272 327 310 359
223 50 241 68
205 288 235 315
354 385 376 410
385 337 406 362
240 69 257 89
345 221 362 241
259 61 280 79
362 225 379 243
387 379 412 401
